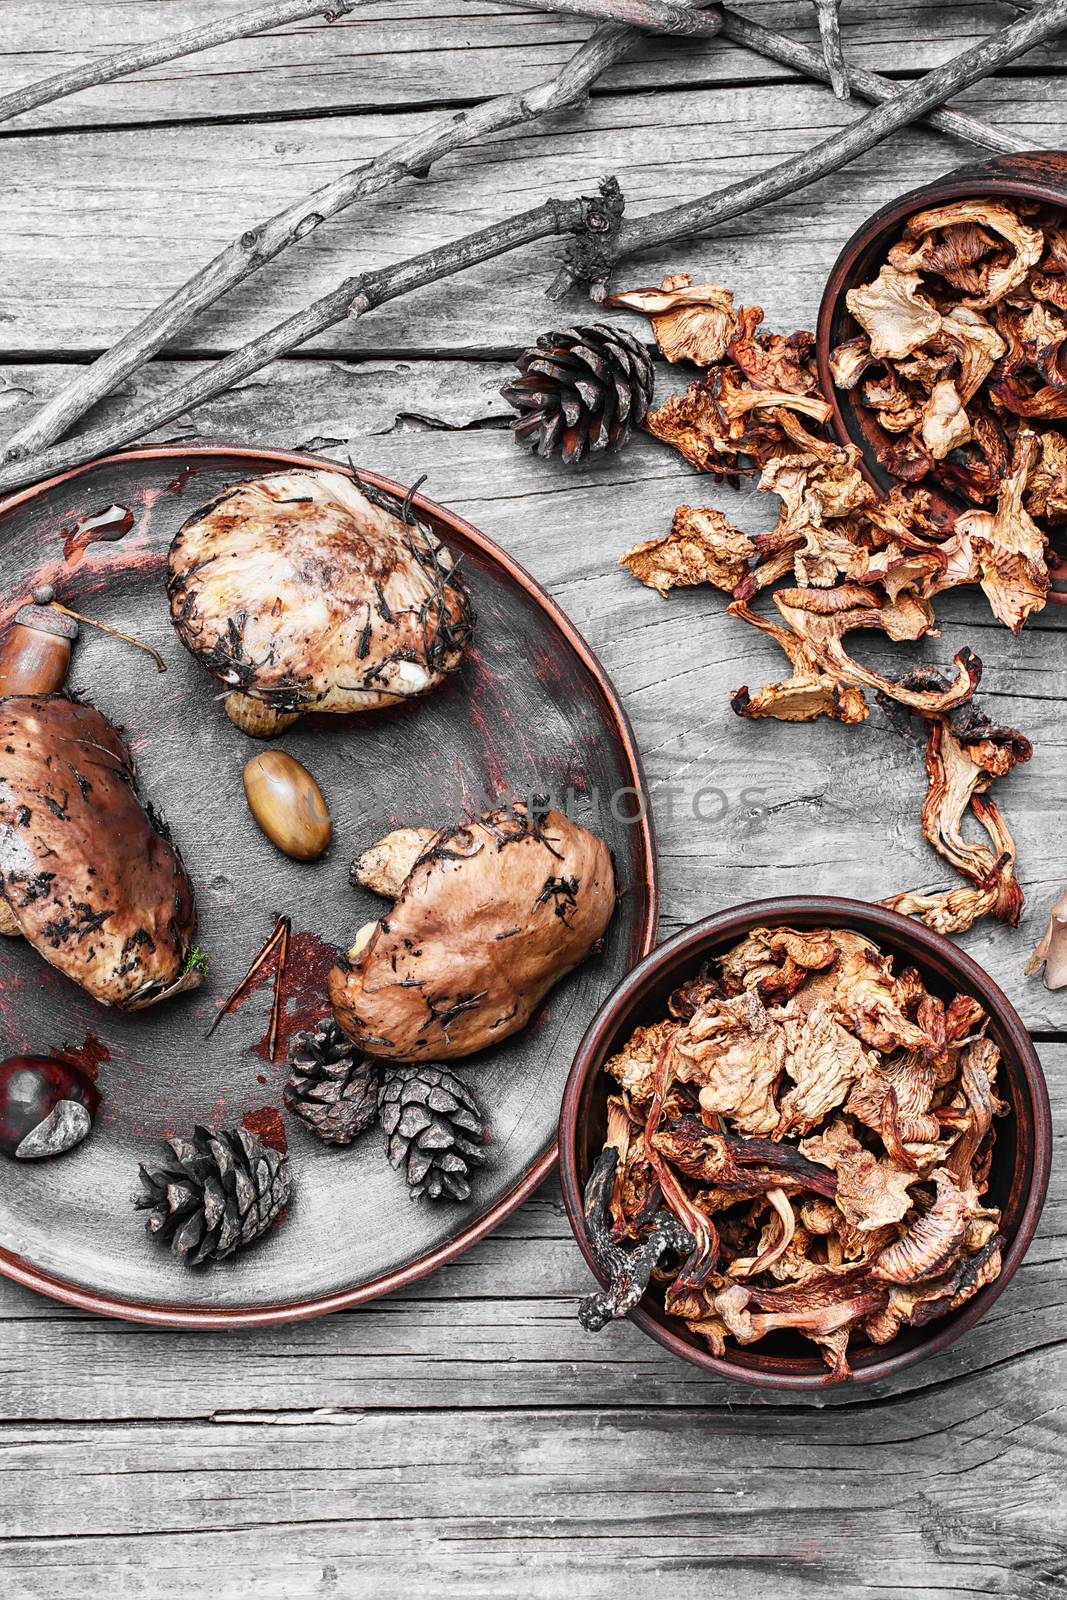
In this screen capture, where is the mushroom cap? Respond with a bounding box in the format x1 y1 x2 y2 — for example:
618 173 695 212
0 695 197 1008
329 805 616 1061
167 470 473 716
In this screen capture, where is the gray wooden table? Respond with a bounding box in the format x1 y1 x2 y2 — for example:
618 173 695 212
2 4 1066 1595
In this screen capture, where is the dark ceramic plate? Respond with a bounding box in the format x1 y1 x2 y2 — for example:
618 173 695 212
0 446 657 1327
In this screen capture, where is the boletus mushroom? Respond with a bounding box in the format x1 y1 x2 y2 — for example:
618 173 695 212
166 470 474 737
329 804 616 1061
0 695 199 1008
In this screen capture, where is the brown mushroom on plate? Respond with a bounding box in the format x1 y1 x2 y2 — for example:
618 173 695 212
329 803 615 1061
0 695 199 1009
166 470 474 737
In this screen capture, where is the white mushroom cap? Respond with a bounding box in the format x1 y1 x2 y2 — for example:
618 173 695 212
167 470 473 717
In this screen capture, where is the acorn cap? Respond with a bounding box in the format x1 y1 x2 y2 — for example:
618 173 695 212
14 603 78 640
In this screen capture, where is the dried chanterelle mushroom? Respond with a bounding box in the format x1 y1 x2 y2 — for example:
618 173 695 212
1026 889 1067 990
0 695 199 1008
579 924 1007 1382
167 470 474 737
330 803 616 1061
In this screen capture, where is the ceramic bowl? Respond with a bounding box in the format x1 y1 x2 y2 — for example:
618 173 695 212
815 151 1067 604
559 896 1051 1389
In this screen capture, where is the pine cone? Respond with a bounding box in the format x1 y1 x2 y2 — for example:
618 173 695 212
501 324 654 464
379 1064 489 1202
285 1018 379 1146
136 1125 291 1265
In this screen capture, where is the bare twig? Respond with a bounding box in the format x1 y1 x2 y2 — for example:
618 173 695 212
592 0 1067 277
813 0 849 100
510 0 720 28
0 0 719 131
48 601 168 674
0 4 720 471
3 0 1025 470
0 187 624 495
1 1 1063 496
0 1 375 128
717 5 1035 156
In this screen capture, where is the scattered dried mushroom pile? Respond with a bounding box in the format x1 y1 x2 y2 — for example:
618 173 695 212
611 200 1067 935
833 199 1067 562
582 924 1006 1381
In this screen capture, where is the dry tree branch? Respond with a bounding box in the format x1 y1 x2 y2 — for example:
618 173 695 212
0 0 1062 497
496 0 721 29
0 1 721 471
0 0 719 130
0 185 627 496
716 6 1035 156
592 0 1067 278
0 1 374 127
1 0 1028 471
812 0 849 100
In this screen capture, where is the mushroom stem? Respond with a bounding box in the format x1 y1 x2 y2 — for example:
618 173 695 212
224 691 301 739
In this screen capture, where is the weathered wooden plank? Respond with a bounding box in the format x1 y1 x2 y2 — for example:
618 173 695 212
2 357 1063 1025
0 76 1062 360
0 1347 1064 1598
0 1009 1061 1403
4 0 1066 131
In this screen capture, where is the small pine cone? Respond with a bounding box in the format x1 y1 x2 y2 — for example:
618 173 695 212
501 324 654 464
285 1018 379 1146
136 1125 291 1266
378 1064 489 1203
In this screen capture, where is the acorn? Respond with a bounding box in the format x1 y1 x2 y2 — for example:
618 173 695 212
243 750 332 861
0 586 78 696
0 1055 100 1160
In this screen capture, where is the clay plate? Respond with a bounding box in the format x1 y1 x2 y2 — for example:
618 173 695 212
0 445 657 1327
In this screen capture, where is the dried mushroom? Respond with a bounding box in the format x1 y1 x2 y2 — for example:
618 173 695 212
330 803 615 1061
1026 889 1067 990
580 923 1006 1381
0 695 199 1008
878 674 1029 935
621 235 1058 937
607 275 738 366
620 506 755 597
829 197 1067 632
167 470 473 737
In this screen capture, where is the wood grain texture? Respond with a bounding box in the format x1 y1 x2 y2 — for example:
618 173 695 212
0 77 1063 361
1 357 1062 1028
0 3 1065 1592
3 0 1066 130
0 1041 1064 1595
